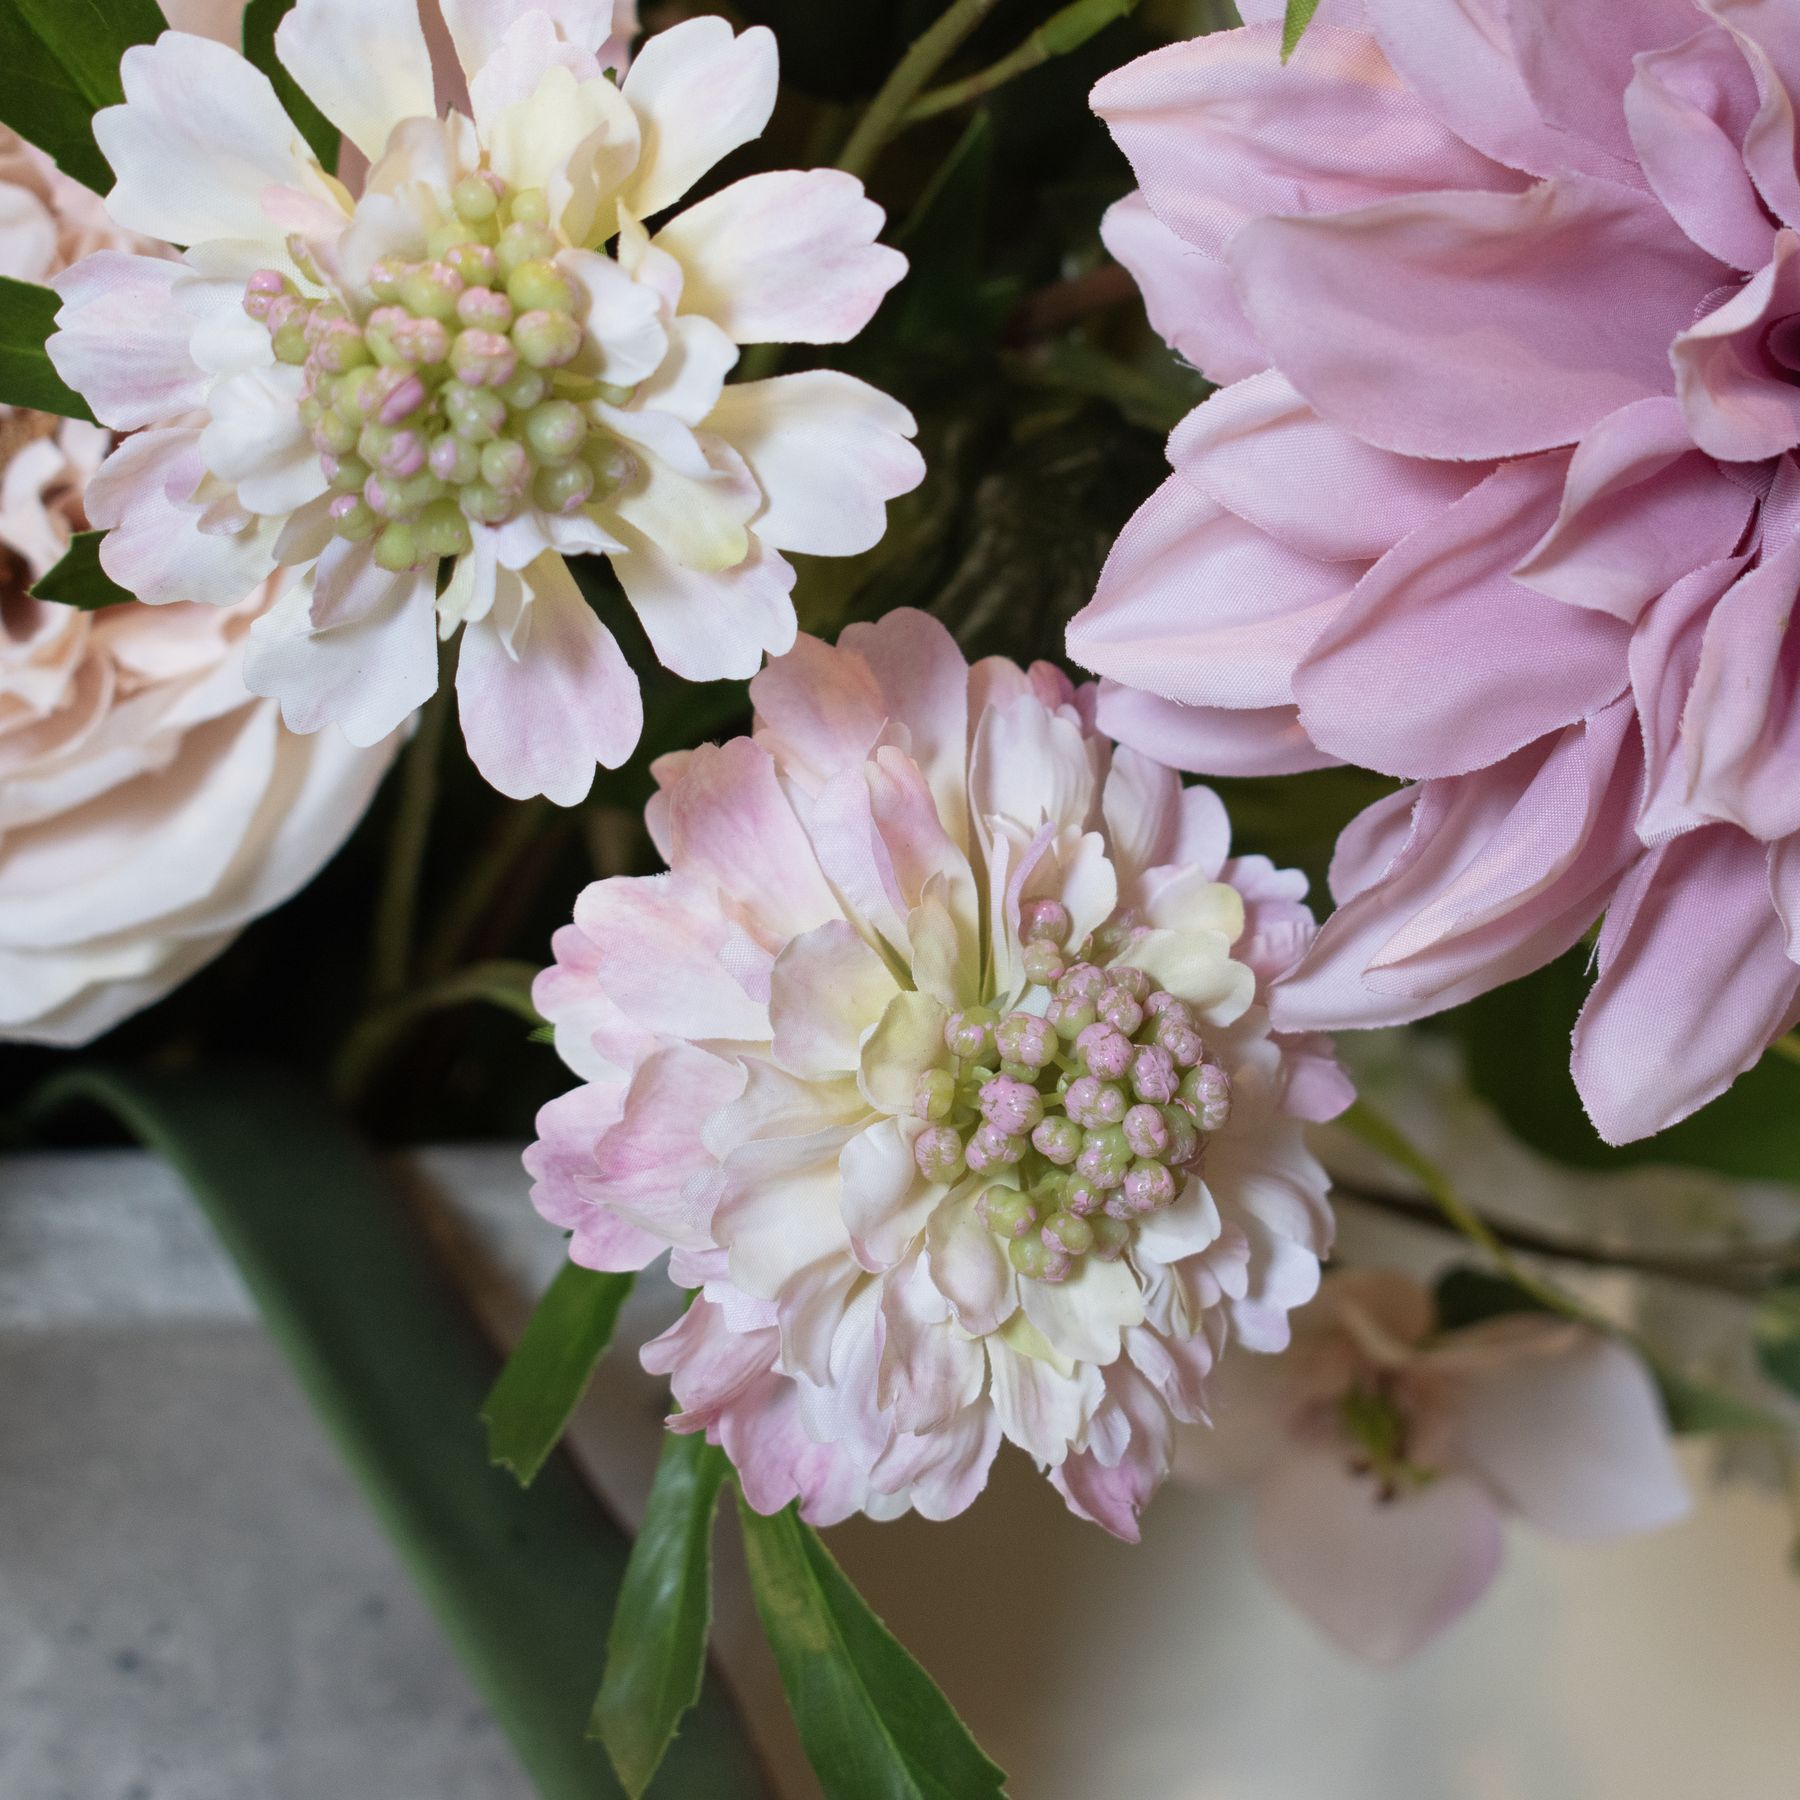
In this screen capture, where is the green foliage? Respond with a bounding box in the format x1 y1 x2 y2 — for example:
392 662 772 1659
30 528 130 609
0 275 93 420
1446 948 1800 1182
30 1067 767 1800
592 1435 733 1798
241 0 339 172
0 0 163 191
738 1499 1006 1800
1432 1266 1553 1332
1281 0 1321 60
483 1261 635 1486
1753 1285 1800 1403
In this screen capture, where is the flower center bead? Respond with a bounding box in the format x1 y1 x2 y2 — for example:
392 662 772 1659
911 898 1234 1285
242 178 637 574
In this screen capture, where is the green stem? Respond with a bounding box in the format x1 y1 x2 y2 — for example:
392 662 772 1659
369 670 452 1002
420 798 554 982
903 0 1140 123
837 0 1006 180
1770 1033 1800 1068
332 958 542 1107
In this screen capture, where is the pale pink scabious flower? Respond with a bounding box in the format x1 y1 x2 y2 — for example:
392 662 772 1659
1070 0 1800 1142
47 1 922 806
526 609 1351 1535
1179 1269 1690 1663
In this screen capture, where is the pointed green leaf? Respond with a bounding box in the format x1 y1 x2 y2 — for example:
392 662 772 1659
31 528 131 609
241 0 339 172
0 275 93 420
0 0 164 192
483 1260 635 1486
31 1067 768 1800
1432 1266 1554 1332
592 1435 732 1798
738 1499 1006 1800
1281 0 1320 61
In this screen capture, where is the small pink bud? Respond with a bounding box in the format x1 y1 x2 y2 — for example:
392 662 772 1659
1075 1022 1132 1081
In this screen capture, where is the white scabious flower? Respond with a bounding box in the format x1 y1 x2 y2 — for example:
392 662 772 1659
48 1 922 803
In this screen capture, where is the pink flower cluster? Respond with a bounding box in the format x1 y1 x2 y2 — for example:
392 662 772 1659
528 610 1351 1535
1073 0 1800 1142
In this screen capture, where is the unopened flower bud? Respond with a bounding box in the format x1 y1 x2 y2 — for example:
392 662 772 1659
242 268 288 321
995 1011 1055 1070
1075 1021 1132 1081
1009 1235 1071 1283
443 383 506 441
914 1068 956 1123
1123 1159 1176 1214
450 328 517 388
457 285 513 331
512 308 583 369
1041 1211 1093 1258
1020 897 1072 946
428 433 480 484
1031 1116 1082 1165
327 493 377 540
1158 1020 1205 1067
914 1125 966 1185
479 437 531 493
452 171 502 224
943 1007 997 1061
979 1075 1043 1137
1022 941 1065 985
1129 1044 1178 1105
416 499 473 559
525 398 586 462
533 460 595 515
1108 966 1151 1002
1098 986 1144 1037
1123 1103 1170 1160
1062 1178 1104 1217
459 480 512 524
965 1120 1025 1170
372 520 420 571
1047 996 1097 1041
1182 1062 1232 1131
399 261 464 321
979 1188 1037 1239
1076 1124 1131 1188
1089 1216 1131 1260
1160 1104 1200 1168
443 240 499 286
1056 962 1106 1005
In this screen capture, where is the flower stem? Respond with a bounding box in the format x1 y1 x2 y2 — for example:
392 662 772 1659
331 958 543 1108
1769 1033 1800 1068
903 0 1140 124
419 797 554 982
368 668 451 1003
837 0 1007 180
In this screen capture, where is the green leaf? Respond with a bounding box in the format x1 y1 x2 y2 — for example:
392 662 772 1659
0 275 94 420
592 1435 732 1798
0 0 164 192
1446 947 1800 1182
241 0 339 172
737 1499 1006 1800
1753 1284 1800 1401
32 1066 768 1800
483 1261 635 1486
31 528 131 609
1654 1364 1784 1437
1280 0 1321 61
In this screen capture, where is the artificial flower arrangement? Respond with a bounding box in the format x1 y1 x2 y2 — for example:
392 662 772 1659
2 0 1798 1792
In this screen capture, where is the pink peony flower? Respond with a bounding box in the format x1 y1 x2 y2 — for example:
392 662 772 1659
526 609 1351 1535
47 1 921 805
1178 1269 1690 1663
1069 0 1800 1142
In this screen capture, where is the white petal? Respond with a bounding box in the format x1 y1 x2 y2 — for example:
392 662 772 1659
95 33 324 249
47 254 206 431
199 367 326 515
653 169 905 345
705 371 922 556
276 0 436 162
442 0 617 78
636 315 738 427
558 248 667 386
619 18 778 218
1020 1255 1144 1367
609 527 795 681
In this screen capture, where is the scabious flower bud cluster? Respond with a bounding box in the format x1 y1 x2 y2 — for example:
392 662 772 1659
245 180 636 575
915 899 1233 1286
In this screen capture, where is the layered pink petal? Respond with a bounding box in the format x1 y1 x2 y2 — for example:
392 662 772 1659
1232 177 1725 460
1295 458 1630 779
47 254 207 431
1573 824 1800 1141
1094 682 1341 778
1672 228 1800 461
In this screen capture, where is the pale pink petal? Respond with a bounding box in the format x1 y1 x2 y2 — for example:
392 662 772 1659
1068 472 1352 712
1503 0 1700 165
242 565 437 745
749 632 886 789
1231 176 1725 460
570 871 771 1041
1573 825 1800 1142
46 254 206 431
652 170 905 346
199 366 327 515
1254 1451 1505 1663
1091 23 1518 263
1094 683 1341 778
1051 1360 1174 1542
1274 704 1641 1032
769 919 897 1078
1708 0 1800 230
1683 526 1800 839
1673 229 1800 462
1170 371 1486 564
987 1333 1099 1466
525 1083 670 1271
870 1405 1000 1521
925 1195 1016 1338
276 0 436 162
1626 25 1777 270
455 556 643 805
1100 193 1266 384
1294 457 1630 779
441 0 616 76
610 529 796 681
1020 1256 1145 1368
839 1119 936 1274
1365 0 1632 180
619 18 778 218
1453 1329 1690 1538
877 1249 984 1432
95 33 322 248
1513 396 1757 621
704 372 922 557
